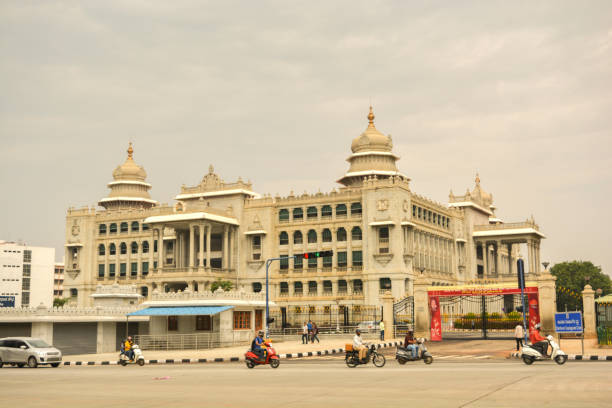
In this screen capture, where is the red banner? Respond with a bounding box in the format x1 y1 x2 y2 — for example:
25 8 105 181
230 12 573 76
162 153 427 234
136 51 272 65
430 296 442 341
428 286 538 297
528 293 540 340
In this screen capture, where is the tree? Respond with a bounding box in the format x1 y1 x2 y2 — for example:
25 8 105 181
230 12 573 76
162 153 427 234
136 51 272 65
210 279 233 292
53 298 70 308
550 261 611 312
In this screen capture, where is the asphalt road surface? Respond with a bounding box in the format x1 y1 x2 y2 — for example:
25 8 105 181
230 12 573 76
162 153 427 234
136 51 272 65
1 359 610 408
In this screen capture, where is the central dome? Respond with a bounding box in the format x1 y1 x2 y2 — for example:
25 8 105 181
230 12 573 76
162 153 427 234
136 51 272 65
112 143 147 181
350 106 393 153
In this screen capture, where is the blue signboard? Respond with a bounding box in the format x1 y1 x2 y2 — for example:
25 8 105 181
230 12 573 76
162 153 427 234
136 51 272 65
0 296 15 308
554 311 583 333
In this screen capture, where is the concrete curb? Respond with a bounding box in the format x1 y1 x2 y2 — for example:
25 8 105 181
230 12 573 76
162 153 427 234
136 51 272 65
62 341 402 366
509 352 612 361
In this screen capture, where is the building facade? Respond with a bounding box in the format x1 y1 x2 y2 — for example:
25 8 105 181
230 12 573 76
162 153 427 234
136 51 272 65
0 241 55 308
54 263 64 298
64 108 546 310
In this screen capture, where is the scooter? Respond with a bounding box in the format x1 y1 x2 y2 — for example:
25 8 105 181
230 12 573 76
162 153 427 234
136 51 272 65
345 343 386 368
245 342 280 368
521 335 567 365
396 338 433 365
119 344 145 366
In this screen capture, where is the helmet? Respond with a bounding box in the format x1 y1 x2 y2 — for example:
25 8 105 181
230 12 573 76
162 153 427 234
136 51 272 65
258 330 264 336
356 328 361 334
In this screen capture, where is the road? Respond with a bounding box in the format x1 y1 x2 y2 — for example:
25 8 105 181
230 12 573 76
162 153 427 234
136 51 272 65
1 359 610 408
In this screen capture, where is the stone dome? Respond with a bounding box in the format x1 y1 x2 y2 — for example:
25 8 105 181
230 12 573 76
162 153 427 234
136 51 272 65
350 106 393 153
112 143 147 181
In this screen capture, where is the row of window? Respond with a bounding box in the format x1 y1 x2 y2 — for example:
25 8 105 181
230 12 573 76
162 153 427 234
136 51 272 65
97 262 153 278
2 265 20 268
279 203 362 222
278 250 363 269
98 241 157 256
2 250 21 253
279 279 364 294
99 221 150 234
279 227 362 245
412 205 451 229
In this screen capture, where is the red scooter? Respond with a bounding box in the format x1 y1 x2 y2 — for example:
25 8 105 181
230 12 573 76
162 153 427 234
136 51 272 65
245 342 280 369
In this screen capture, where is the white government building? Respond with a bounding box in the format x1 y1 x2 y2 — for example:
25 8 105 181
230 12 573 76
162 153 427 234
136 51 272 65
0 241 54 309
63 107 546 311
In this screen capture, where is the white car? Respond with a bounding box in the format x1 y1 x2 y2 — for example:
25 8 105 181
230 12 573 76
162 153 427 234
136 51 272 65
0 337 63 368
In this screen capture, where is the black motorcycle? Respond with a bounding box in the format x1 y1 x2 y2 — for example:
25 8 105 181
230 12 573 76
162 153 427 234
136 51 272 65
395 339 433 365
345 344 386 368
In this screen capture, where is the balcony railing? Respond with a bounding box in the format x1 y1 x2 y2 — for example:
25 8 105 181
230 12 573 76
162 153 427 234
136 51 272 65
352 265 363 271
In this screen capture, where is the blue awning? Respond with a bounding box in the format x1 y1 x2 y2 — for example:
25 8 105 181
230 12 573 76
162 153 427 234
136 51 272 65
127 306 233 316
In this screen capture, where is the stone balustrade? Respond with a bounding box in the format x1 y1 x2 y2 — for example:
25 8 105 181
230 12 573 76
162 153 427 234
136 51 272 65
150 289 266 302
473 220 540 232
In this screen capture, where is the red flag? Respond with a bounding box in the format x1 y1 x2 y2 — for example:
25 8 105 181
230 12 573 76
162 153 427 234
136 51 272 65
429 296 442 341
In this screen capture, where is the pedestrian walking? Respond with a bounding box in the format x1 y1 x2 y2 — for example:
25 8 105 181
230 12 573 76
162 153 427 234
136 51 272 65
301 322 308 344
514 323 524 351
311 321 320 343
307 320 313 343
379 321 385 341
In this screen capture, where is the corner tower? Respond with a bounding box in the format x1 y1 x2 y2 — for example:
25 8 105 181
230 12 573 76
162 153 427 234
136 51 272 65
337 107 408 187
98 143 157 209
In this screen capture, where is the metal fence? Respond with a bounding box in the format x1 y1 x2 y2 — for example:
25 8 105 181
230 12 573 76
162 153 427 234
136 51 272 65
268 305 380 329
134 333 223 351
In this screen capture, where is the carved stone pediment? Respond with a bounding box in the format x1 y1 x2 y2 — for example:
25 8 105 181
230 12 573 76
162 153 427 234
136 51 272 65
403 253 414 266
247 260 264 271
373 253 393 265
66 269 80 280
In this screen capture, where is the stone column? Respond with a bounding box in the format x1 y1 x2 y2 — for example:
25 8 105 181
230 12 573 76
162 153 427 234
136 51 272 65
381 291 394 341
495 241 501 276
199 224 204 268
223 225 229 270
32 322 53 345
189 224 195 268
96 321 117 353
206 224 212 269
535 241 541 275
536 272 557 334
482 242 488 277
582 284 596 339
413 276 431 339
527 240 535 274
158 226 164 269
507 243 513 276
229 226 235 270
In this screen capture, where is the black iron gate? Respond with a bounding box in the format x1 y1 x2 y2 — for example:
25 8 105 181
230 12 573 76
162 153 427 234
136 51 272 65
393 296 414 335
439 294 528 339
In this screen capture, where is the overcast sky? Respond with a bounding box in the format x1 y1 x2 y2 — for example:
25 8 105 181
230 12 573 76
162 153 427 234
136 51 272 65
1 1 610 276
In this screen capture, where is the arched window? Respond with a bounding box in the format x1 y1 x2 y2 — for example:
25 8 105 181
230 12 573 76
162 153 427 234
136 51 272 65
280 282 289 294
279 209 289 222
321 205 332 217
308 281 318 294
336 227 347 242
109 243 116 256
293 208 303 220
336 204 347 217
322 228 332 242
142 241 149 253
131 221 139 232
307 229 317 243
70 288 78 298
350 202 362 215
120 242 127 255
141 286 148 297
293 231 303 244
98 244 105 256
142 223 150 231
279 231 289 245
109 223 117 233
120 222 128 233
306 206 318 219
131 242 138 254
351 226 362 241
99 224 107 235
294 281 303 294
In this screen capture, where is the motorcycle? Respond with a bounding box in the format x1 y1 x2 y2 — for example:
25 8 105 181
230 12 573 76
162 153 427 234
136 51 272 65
245 342 280 369
119 344 145 366
521 335 567 365
396 338 433 365
345 343 386 368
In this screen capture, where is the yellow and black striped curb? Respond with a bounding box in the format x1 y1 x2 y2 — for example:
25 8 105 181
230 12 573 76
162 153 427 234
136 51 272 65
61 341 403 366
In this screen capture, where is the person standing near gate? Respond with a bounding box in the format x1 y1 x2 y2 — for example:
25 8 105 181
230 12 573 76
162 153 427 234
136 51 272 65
379 321 385 341
514 323 524 351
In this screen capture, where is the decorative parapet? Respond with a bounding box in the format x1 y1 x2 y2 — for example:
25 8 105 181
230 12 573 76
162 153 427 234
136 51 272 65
93 283 139 295
473 220 540 232
150 289 266 303
0 305 140 317
362 174 410 190
246 187 363 208
411 192 453 214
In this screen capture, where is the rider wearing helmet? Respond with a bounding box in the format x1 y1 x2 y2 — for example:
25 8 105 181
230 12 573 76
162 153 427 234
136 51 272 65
529 323 548 356
123 336 134 361
353 329 367 361
251 330 266 361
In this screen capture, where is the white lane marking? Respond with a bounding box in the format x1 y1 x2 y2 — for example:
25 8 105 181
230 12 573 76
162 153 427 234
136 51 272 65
457 355 475 358
474 355 491 359
437 355 459 359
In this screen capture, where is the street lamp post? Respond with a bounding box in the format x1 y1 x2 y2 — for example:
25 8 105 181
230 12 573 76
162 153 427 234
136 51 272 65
264 256 294 338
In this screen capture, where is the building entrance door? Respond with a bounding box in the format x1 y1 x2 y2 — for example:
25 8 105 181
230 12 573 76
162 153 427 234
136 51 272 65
255 310 263 332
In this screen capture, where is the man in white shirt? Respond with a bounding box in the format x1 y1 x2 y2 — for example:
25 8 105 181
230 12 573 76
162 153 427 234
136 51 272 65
514 323 524 351
302 322 309 344
353 329 367 361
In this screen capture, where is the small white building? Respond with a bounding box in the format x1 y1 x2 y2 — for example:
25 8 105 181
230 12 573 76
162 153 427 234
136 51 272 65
0 241 54 308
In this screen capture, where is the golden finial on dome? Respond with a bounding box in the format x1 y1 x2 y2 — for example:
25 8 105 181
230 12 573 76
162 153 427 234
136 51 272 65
127 142 134 160
367 106 375 128
475 173 481 185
